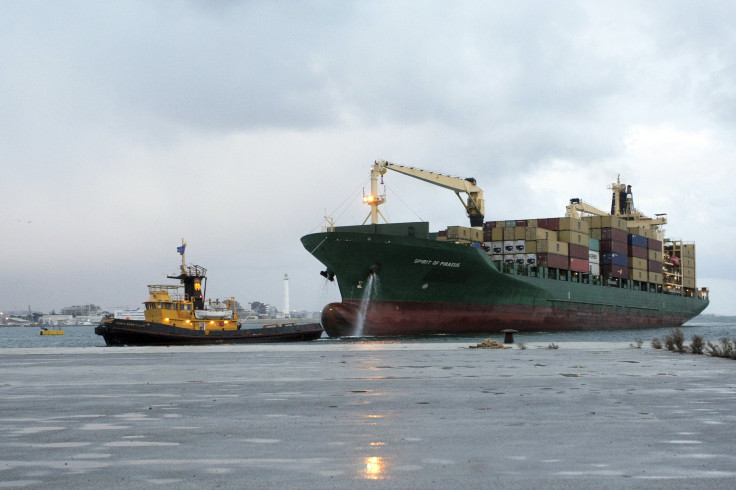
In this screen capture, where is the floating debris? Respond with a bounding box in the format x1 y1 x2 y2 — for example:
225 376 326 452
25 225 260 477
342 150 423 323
470 339 509 349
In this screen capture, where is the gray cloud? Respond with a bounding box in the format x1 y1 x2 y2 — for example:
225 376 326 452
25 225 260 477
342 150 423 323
1 1 735 314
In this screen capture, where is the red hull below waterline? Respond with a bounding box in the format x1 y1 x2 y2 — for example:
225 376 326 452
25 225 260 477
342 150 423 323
321 300 699 337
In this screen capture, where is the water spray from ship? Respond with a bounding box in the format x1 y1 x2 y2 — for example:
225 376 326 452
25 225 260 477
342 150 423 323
353 271 380 337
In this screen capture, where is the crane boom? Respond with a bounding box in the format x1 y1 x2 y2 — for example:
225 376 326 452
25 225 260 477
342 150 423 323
369 160 485 227
565 176 667 239
565 200 610 219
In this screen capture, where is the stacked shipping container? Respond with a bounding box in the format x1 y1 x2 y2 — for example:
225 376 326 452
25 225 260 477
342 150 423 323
475 214 688 291
648 238 663 285
663 240 697 293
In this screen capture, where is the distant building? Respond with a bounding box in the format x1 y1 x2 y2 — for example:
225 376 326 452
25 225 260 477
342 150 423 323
61 304 101 317
41 314 73 326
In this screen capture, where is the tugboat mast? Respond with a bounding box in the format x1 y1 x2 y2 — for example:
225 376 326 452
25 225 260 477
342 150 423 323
179 238 187 275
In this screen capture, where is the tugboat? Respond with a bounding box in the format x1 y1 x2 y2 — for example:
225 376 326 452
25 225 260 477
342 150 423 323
95 242 323 346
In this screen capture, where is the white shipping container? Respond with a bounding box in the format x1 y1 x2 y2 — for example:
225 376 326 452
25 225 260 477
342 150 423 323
514 240 526 253
589 250 600 264
525 254 537 265
503 255 515 263
503 241 515 253
491 241 503 254
589 262 600 276
491 254 504 262
514 254 526 265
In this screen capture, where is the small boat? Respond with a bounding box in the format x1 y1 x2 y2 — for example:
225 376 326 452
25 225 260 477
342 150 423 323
40 327 65 336
95 242 323 346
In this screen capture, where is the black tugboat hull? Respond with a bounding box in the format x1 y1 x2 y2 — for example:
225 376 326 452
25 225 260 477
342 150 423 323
95 319 323 346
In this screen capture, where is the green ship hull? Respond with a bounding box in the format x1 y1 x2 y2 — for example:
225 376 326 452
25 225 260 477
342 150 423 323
301 225 709 337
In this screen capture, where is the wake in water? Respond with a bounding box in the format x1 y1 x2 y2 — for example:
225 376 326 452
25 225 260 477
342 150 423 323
353 273 380 336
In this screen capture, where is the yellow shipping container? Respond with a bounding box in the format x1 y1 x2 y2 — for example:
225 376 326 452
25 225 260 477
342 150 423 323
525 240 537 253
631 227 652 239
514 226 527 240
584 216 601 229
627 257 647 270
558 230 589 245
447 226 473 240
503 227 515 240
683 267 695 278
590 228 602 240
629 268 648 281
470 228 482 242
491 228 503 241
527 219 538 227
682 244 695 259
683 277 696 289
648 272 663 284
648 249 660 261
600 215 628 231
537 239 568 255
682 257 695 269
524 227 557 241
558 217 590 234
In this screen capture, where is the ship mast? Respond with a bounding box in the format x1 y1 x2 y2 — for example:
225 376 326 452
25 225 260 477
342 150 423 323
363 164 388 225
179 238 187 275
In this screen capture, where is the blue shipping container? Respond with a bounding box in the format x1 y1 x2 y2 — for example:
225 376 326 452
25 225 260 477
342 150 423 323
601 252 628 266
627 233 648 248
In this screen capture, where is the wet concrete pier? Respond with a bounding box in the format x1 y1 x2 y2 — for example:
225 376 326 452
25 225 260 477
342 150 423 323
1 342 735 488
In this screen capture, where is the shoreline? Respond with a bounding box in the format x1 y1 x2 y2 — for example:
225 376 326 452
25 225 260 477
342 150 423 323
2 341 645 356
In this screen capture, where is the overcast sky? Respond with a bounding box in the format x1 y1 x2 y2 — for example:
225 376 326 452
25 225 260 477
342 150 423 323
2 1 735 317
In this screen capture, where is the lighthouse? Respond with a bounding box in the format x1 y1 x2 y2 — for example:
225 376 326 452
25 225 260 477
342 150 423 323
283 274 290 318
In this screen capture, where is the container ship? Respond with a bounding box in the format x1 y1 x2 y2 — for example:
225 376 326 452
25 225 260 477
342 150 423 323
301 161 709 337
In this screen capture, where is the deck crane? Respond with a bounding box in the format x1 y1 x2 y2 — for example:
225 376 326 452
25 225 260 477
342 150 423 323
363 160 485 228
565 175 667 237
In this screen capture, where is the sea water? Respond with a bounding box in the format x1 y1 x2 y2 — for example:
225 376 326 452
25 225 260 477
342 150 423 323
1 315 735 348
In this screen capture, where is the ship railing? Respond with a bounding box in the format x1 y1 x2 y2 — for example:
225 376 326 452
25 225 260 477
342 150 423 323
496 261 699 298
147 284 186 301
186 264 207 277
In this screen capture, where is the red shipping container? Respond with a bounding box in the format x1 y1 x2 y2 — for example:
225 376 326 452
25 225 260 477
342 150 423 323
648 238 662 251
600 227 628 242
600 240 628 254
601 264 628 279
483 221 497 230
568 243 589 259
569 257 589 272
538 218 560 230
483 231 493 242
516 219 528 227
628 245 647 259
648 260 662 272
537 253 568 269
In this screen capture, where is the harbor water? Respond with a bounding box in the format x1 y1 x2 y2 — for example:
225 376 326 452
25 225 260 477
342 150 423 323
2 314 734 348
